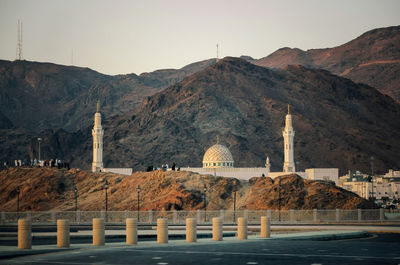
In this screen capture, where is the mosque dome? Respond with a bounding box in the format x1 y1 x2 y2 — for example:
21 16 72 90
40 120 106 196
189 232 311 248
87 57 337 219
202 144 234 168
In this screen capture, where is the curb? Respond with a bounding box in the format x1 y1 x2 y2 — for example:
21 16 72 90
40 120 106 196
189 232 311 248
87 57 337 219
277 231 370 241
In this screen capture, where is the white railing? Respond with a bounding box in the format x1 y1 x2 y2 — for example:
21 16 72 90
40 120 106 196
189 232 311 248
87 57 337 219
0 209 398 225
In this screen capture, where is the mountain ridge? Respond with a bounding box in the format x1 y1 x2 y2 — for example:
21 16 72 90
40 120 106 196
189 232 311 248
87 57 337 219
41 57 399 174
254 25 400 101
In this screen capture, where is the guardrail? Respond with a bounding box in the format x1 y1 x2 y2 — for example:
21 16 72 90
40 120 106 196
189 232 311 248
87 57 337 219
1 209 399 225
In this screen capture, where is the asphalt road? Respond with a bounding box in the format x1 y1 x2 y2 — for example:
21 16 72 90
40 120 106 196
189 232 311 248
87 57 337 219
2 233 400 265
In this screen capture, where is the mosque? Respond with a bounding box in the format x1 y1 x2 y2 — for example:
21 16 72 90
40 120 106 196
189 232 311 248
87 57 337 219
91 103 338 184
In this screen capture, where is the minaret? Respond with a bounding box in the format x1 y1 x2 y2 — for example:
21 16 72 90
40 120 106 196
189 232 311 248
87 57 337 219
283 104 295 173
265 156 270 174
92 101 104 172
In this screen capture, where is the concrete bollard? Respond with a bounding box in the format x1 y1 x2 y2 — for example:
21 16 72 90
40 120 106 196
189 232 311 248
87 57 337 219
57 219 70 248
93 218 105 246
18 219 31 249
186 218 197 243
212 217 223 241
126 218 138 245
260 216 270 238
157 218 168 244
237 217 247 240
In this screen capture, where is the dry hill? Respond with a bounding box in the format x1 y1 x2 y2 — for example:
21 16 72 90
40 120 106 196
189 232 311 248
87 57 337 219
0 167 374 211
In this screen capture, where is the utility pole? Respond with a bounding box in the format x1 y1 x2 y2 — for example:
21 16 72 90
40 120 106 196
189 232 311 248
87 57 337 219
278 178 281 222
371 156 374 203
38 138 42 161
16 19 23 60
104 181 109 222
233 191 236 223
137 185 141 222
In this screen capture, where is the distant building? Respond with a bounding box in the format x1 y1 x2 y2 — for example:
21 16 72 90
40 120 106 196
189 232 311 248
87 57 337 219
339 170 400 204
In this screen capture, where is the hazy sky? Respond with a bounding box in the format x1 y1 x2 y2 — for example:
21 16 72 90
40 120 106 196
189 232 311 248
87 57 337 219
0 0 399 75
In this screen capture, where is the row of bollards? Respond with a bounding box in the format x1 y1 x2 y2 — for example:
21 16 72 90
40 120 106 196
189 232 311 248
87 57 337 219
17 216 271 249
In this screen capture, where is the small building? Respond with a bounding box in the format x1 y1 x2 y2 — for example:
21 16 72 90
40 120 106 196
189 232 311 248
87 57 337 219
339 170 400 204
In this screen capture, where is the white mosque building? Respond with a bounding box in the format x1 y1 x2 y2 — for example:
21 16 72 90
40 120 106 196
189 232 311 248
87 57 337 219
183 106 339 184
91 103 338 184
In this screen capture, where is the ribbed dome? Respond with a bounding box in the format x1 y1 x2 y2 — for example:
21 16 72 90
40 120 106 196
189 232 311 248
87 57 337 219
202 144 234 168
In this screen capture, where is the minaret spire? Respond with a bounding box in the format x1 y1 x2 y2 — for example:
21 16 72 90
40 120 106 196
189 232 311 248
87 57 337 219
288 104 290 114
92 102 104 172
283 105 295 173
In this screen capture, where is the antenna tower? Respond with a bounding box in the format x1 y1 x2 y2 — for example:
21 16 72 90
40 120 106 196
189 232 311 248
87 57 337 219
216 43 219 62
16 19 23 60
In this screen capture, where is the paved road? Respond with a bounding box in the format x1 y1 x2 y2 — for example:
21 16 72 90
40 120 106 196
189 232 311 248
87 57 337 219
2 233 399 265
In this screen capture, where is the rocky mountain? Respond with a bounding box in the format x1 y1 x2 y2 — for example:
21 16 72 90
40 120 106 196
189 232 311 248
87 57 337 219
254 26 400 102
0 167 374 211
0 58 216 132
23 57 400 175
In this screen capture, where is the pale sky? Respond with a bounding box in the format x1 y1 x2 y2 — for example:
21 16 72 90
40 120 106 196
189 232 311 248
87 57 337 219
0 0 399 75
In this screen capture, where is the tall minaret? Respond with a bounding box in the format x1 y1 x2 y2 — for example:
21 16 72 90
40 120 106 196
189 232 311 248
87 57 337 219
92 101 104 172
283 104 295 173
265 156 270 174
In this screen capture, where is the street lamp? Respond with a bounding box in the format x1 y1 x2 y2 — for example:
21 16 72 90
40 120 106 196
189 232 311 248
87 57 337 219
278 178 281 222
137 185 141 222
74 188 78 222
16 187 20 213
104 181 109 222
370 156 374 203
233 191 236 223
203 185 207 222
37 138 42 161
74 188 78 212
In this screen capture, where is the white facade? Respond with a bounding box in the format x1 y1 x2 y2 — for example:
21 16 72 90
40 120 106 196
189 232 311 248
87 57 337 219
283 106 295 173
92 103 104 172
339 170 400 203
305 168 339 185
183 167 270 181
102 168 133 175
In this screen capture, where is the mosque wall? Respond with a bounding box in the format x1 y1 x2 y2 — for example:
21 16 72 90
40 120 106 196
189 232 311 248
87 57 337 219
102 168 133 175
305 168 339 185
183 167 271 181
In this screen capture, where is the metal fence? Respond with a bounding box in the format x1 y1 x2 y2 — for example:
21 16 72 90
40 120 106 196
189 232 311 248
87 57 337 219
0 209 398 225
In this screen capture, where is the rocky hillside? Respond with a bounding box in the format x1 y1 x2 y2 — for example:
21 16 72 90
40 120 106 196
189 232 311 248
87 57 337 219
4 57 400 175
0 58 216 132
0 167 374 211
254 26 400 102
80 57 399 174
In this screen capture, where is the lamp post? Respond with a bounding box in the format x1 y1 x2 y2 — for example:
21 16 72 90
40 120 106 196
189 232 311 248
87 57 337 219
74 187 78 222
74 188 78 212
37 138 42 161
278 178 281 222
17 187 20 213
104 181 109 222
370 156 374 203
233 191 236 223
203 185 207 222
137 185 141 222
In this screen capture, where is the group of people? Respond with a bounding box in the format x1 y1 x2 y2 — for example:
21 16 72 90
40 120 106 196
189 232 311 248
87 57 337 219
146 162 180 172
2 158 70 170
